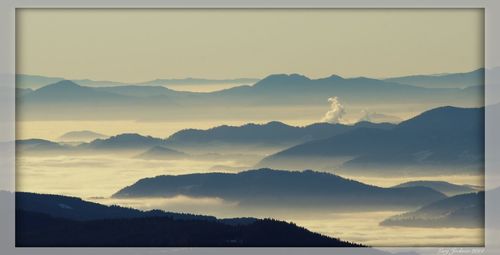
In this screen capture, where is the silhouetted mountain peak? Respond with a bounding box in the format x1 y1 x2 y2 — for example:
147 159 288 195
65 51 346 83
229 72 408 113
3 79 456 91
255 73 311 87
37 80 82 91
397 106 483 131
94 133 160 143
135 145 188 160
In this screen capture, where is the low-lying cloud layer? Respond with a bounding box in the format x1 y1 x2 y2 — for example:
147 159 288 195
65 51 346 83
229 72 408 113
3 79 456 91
358 110 402 124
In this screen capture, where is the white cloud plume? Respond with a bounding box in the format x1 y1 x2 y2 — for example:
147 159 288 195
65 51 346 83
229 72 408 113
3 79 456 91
321 97 346 124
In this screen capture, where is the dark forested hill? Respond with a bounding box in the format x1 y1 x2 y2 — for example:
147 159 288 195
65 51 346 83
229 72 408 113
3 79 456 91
113 168 446 210
16 210 361 247
15 192 361 247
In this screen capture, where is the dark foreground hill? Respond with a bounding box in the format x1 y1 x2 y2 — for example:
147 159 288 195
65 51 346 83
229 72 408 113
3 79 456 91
16 192 216 221
15 192 360 247
16 210 361 247
113 168 446 210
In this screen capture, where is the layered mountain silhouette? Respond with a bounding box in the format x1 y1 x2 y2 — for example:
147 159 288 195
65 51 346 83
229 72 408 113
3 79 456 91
16 139 69 156
58 130 108 142
16 74 259 89
385 68 484 89
17 71 483 121
18 120 395 156
15 192 360 247
79 133 167 151
380 192 484 228
113 168 446 210
259 106 484 176
164 121 394 151
210 73 479 106
19 80 129 103
135 146 189 160
393 181 480 196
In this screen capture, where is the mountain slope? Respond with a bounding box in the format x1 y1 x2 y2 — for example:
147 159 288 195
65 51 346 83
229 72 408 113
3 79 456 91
16 192 215 221
20 80 129 103
385 68 484 89
16 139 69 155
16 210 360 247
17 73 483 121
15 192 360 247
380 192 484 228
58 130 108 142
135 146 189 160
79 133 167 151
113 168 446 210
165 121 394 151
393 181 479 196
258 106 484 175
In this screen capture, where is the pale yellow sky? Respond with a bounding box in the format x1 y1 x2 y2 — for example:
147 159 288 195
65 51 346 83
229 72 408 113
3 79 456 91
16 9 483 83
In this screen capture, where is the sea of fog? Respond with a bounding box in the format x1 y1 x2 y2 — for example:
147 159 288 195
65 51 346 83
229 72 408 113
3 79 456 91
16 154 484 246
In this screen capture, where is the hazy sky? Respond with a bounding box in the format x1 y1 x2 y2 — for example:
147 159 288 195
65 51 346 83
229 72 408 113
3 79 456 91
17 9 483 82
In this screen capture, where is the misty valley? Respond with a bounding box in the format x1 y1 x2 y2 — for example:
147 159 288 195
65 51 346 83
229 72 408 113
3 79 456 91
13 69 486 247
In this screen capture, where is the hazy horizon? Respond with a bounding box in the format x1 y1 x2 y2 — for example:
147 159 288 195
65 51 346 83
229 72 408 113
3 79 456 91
17 9 483 83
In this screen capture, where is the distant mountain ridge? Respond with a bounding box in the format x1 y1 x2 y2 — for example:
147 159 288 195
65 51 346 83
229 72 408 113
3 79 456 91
17 120 396 156
258 106 484 176
385 68 484 89
393 181 479 196
113 168 447 210
58 130 108 142
135 146 188 160
165 121 395 151
16 74 259 89
17 71 483 121
80 133 166 151
380 192 484 228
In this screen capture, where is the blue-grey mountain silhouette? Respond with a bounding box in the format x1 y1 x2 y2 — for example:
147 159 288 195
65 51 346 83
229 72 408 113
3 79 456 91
135 145 189 160
80 133 166 151
259 106 484 176
385 68 484 89
393 181 479 196
380 192 484 228
58 130 108 142
17 72 482 121
165 121 394 151
113 168 446 210
16 139 69 155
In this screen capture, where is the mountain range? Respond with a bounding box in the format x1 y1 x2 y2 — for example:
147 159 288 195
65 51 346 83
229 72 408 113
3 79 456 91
58 130 108 142
392 181 480 196
134 146 189 160
164 120 394 152
112 168 447 210
380 192 484 228
16 74 259 90
384 68 484 89
16 120 395 156
258 106 484 176
16 71 483 121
